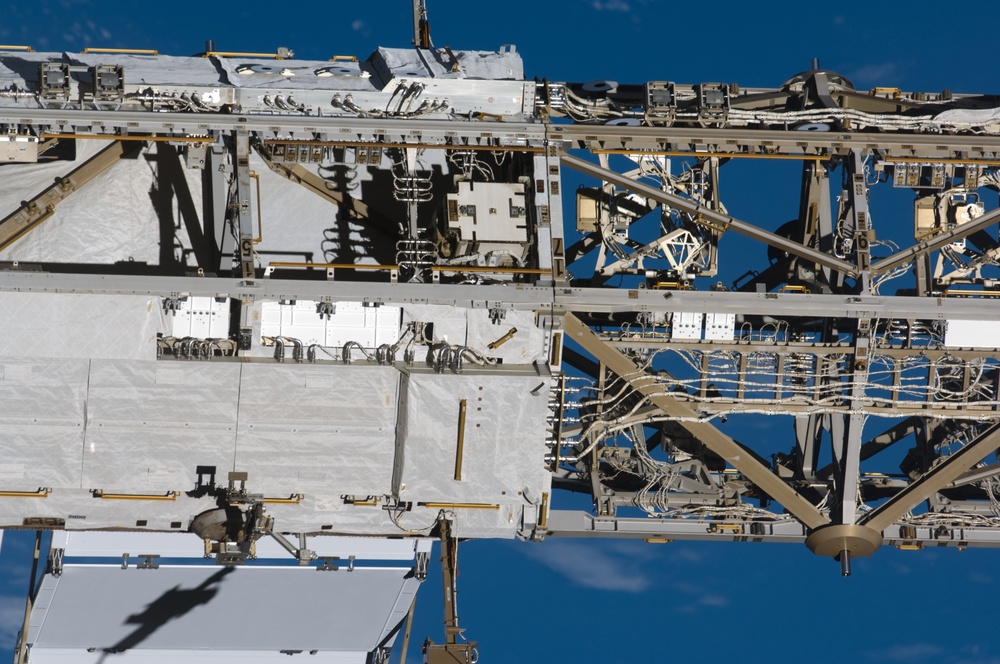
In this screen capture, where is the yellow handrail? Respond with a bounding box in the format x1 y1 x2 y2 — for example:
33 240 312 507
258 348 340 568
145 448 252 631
205 50 291 60
262 494 303 505
83 47 158 56
93 490 178 501
418 502 500 510
0 488 50 498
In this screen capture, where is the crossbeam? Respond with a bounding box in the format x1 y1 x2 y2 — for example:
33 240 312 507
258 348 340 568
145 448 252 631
564 313 831 530
560 152 861 279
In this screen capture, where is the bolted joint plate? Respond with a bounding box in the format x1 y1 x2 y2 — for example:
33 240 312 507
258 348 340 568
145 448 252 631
805 524 883 559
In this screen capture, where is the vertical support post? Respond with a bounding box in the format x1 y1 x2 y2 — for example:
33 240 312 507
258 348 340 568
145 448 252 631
794 415 821 480
834 315 872 526
799 160 838 288
847 149 872 294
412 0 430 49
14 531 42 664
204 142 231 272
423 519 477 663
399 596 418 664
233 130 256 280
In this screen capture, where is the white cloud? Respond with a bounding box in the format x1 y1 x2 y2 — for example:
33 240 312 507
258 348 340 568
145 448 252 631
672 580 731 611
590 0 631 11
846 63 899 86
351 20 365 32
520 540 652 593
698 593 730 608
867 644 944 662
663 546 705 565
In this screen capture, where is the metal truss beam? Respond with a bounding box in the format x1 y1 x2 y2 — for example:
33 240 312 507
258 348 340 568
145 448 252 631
560 152 861 279
564 313 831 530
871 205 1000 275
545 510 1000 549
0 140 143 251
607 339 1000 363
561 287 1000 320
0 108 547 144
861 422 1000 533
0 271 555 307
5 270 1000 323
552 125 1000 160
2 109 999 160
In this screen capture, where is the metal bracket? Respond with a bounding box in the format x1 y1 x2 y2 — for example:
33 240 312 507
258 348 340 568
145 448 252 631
414 551 429 581
136 554 160 570
317 556 341 571
49 548 63 577
161 297 183 315
488 305 507 324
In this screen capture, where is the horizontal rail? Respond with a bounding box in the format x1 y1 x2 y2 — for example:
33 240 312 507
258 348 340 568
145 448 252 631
418 502 500 510
83 47 158 56
0 488 50 498
40 133 214 144
93 490 178 501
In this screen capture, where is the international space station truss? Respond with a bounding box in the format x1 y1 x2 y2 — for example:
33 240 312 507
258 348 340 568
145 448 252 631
2 6 1000 661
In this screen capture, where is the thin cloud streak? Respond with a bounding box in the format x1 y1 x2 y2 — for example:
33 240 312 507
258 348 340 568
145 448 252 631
519 540 652 593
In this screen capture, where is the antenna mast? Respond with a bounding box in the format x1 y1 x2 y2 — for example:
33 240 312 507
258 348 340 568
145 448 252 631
412 0 431 48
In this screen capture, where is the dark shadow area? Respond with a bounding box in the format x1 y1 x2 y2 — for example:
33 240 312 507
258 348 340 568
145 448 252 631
97 566 235 661
147 144 214 270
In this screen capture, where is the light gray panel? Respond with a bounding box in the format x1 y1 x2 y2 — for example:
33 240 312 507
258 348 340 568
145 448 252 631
465 309 546 365
0 293 165 360
247 151 358 263
68 52 226 87
26 650 365 663
372 47 523 80
217 57 380 92
27 565 412 659
0 359 88 491
82 361 239 492
88 361 241 427
401 304 467 349
236 364 398 495
55 531 429 561
0 142 202 268
395 373 550 505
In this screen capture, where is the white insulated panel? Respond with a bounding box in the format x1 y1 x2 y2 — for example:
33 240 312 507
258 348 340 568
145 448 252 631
260 300 400 349
168 296 230 338
0 358 88 491
26 565 419 662
81 361 240 493
447 180 529 244
0 293 165 360
235 364 398 496
465 309 546 365
672 312 704 340
704 313 736 341
945 319 1000 348
394 372 550 506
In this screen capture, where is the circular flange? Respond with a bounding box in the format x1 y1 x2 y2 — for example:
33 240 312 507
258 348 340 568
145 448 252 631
796 123 831 132
605 117 641 126
805 524 883 558
582 79 619 94
315 66 358 77
190 507 230 542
